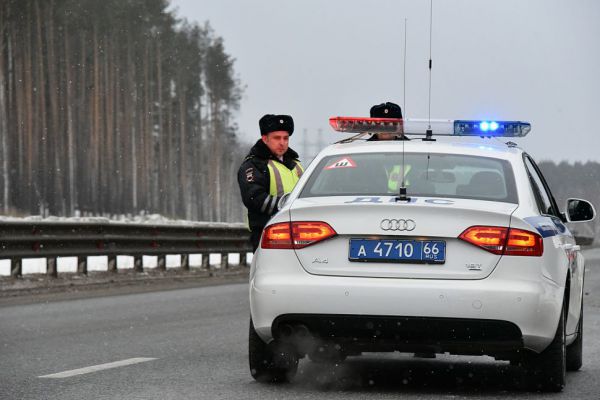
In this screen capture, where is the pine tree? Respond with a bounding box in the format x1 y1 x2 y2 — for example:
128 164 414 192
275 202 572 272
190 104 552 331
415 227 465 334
0 0 247 221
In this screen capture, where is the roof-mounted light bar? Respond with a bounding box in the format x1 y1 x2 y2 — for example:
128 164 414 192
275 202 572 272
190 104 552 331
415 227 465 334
329 117 531 137
329 117 403 134
454 120 531 137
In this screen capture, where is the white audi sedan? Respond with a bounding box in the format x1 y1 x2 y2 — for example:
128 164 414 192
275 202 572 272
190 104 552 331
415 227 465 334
248 117 595 392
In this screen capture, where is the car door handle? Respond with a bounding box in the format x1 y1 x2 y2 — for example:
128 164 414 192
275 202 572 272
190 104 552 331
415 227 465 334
572 245 581 251
562 244 573 250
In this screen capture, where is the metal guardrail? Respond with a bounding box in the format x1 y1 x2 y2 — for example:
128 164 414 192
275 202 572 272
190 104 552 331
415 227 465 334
0 220 252 278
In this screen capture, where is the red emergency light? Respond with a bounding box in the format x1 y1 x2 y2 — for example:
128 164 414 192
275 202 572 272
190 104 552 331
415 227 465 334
329 117 404 134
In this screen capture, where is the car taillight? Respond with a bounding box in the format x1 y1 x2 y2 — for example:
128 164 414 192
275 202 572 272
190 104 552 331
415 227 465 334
504 228 543 256
292 222 336 249
459 226 507 255
261 222 293 249
261 221 337 249
458 226 543 257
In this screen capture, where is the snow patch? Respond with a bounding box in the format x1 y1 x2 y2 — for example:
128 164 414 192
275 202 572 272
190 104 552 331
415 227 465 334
0 213 246 229
0 252 253 276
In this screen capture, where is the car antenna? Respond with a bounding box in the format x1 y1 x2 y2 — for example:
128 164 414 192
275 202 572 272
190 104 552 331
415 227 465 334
403 17 408 120
423 0 436 142
397 18 411 203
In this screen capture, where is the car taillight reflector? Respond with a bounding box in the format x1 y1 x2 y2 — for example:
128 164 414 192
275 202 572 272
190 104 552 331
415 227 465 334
458 226 543 257
261 221 336 249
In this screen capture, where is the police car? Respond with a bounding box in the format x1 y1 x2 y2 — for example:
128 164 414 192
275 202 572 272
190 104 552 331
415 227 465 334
248 115 595 392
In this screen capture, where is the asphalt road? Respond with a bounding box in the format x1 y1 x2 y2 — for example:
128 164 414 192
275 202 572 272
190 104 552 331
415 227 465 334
1 249 600 399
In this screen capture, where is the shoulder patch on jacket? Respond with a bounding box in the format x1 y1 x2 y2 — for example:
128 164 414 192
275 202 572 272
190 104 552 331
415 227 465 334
245 167 255 182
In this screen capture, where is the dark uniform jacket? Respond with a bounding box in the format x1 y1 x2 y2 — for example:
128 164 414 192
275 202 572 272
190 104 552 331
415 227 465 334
237 139 301 235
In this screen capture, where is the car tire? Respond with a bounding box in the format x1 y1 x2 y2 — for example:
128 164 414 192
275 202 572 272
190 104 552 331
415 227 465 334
566 302 583 371
522 299 567 392
249 318 298 383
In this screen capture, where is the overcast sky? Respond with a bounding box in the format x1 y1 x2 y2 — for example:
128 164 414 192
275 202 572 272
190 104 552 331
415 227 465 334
169 0 600 163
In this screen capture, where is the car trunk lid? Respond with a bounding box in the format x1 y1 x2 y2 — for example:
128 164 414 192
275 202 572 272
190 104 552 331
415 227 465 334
289 196 518 280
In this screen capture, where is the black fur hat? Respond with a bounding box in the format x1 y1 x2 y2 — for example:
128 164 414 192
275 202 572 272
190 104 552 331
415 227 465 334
259 114 294 136
370 102 402 119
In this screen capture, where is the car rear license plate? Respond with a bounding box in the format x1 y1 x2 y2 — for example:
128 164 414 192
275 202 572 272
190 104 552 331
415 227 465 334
349 239 446 264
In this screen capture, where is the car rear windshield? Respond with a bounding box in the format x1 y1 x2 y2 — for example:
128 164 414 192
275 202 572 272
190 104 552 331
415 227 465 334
300 152 518 203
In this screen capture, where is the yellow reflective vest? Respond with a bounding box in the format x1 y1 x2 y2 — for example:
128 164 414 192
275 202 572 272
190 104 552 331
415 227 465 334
267 159 304 197
387 165 411 192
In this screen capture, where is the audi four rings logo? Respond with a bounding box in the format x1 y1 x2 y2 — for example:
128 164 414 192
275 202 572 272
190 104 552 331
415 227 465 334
380 219 416 231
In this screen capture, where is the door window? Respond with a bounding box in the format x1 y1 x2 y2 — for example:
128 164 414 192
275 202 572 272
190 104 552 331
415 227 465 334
524 155 559 216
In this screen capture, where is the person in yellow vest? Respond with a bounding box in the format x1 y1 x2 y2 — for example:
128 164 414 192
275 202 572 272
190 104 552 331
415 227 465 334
366 102 412 193
237 114 304 251
386 164 411 193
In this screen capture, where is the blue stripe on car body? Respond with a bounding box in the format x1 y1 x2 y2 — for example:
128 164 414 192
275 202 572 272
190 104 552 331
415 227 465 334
523 216 571 238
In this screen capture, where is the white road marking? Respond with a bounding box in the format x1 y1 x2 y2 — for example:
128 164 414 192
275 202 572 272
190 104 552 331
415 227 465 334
38 357 157 379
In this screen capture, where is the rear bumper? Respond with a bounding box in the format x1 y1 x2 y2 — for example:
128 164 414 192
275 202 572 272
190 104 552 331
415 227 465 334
272 314 522 356
250 251 564 354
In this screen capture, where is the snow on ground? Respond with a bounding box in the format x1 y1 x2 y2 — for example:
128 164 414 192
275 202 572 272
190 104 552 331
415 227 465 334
0 213 251 276
0 213 246 228
0 252 252 276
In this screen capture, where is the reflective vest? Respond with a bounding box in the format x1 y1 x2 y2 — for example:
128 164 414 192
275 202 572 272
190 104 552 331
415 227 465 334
243 158 304 231
267 159 304 197
387 165 411 192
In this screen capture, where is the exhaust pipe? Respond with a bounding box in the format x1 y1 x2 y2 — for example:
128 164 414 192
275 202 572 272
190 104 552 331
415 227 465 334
294 324 310 337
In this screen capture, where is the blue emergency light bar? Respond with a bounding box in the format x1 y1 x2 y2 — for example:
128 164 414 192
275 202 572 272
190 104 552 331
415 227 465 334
454 120 531 137
330 117 531 137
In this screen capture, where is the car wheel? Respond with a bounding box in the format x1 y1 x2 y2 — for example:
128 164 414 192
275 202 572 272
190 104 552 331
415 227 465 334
522 299 566 392
566 302 583 371
249 318 298 383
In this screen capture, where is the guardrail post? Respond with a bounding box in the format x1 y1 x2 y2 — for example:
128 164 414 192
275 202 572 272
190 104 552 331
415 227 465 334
134 256 143 272
107 255 117 272
157 255 166 271
239 252 247 267
10 258 22 278
77 256 87 275
181 254 189 271
0 222 252 278
220 253 228 269
47 257 57 278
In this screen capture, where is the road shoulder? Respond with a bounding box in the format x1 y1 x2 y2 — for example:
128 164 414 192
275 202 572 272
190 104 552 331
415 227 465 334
0 268 249 307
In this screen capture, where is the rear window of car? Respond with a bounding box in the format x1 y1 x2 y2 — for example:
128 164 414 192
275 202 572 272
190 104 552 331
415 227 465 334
300 152 518 203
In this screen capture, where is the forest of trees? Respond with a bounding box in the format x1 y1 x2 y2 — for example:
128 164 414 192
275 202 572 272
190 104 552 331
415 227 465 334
0 0 247 222
0 0 598 237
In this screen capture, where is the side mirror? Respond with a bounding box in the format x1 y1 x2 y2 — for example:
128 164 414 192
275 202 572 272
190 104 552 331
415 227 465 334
565 198 596 223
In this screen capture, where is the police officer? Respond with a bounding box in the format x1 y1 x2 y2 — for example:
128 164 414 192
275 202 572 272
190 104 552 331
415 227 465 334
238 114 304 251
366 102 411 192
367 101 405 141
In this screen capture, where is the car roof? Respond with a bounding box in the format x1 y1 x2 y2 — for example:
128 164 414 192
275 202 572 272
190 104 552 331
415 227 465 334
319 137 525 162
